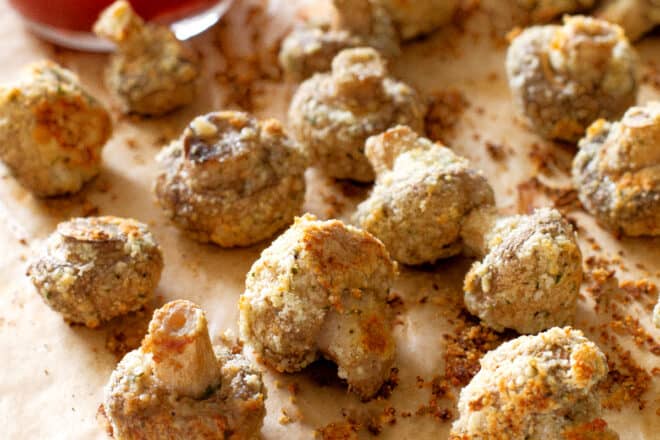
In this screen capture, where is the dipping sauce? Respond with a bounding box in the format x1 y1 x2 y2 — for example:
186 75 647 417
9 0 220 32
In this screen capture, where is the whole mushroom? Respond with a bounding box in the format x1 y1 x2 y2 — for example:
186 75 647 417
506 15 638 142
450 327 619 439
102 300 266 439
27 216 163 328
94 0 199 116
573 101 660 236
154 111 307 247
239 214 398 399
279 0 399 81
0 60 111 196
353 125 495 265
461 207 583 334
288 47 426 182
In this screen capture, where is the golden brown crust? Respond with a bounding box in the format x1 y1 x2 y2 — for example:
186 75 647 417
154 111 307 247
288 48 426 182
239 214 397 398
103 300 266 440
0 60 111 196
506 16 638 142
94 0 199 116
449 327 618 440
573 101 660 236
27 216 163 328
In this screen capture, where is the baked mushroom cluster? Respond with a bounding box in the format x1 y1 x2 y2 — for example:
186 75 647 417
450 327 618 439
94 0 199 116
353 125 495 265
239 214 398 399
289 47 426 182
506 15 638 142
27 216 163 328
0 60 111 196
573 101 660 236
155 111 307 247
102 300 266 439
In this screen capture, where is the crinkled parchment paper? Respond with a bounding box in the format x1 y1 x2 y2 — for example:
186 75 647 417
0 0 658 438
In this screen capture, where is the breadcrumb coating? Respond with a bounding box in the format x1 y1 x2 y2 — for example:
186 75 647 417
573 101 660 236
506 16 638 142
27 216 163 328
463 208 582 334
353 126 495 265
154 111 307 247
94 0 199 116
279 0 399 81
0 60 111 196
103 300 266 439
288 48 426 182
449 327 618 440
239 214 397 399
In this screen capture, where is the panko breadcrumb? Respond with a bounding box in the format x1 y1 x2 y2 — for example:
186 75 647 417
279 0 399 81
154 111 307 247
94 0 199 116
102 300 266 439
449 327 619 440
288 47 426 182
27 216 163 328
572 101 660 236
463 208 582 334
506 15 638 142
239 214 398 399
0 60 111 196
353 125 495 265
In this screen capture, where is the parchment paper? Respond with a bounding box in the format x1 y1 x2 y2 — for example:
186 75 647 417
0 0 658 438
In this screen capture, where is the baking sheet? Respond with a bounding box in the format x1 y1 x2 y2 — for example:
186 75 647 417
0 0 658 438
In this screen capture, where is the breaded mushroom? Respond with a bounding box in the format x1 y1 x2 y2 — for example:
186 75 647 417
239 214 397 399
654 298 660 328
102 300 266 439
597 0 660 42
94 0 199 116
449 327 619 440
154 111 307 247
279 0 399 81
288 47 426 182
573 102 660 236
506 15 638 143
514 0 596 23
374 0 459 39
462 208 582 334
353 126 495 265
27 216 163 328
0 60 111 197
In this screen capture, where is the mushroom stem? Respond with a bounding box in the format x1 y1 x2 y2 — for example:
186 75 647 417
142 300 220 398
